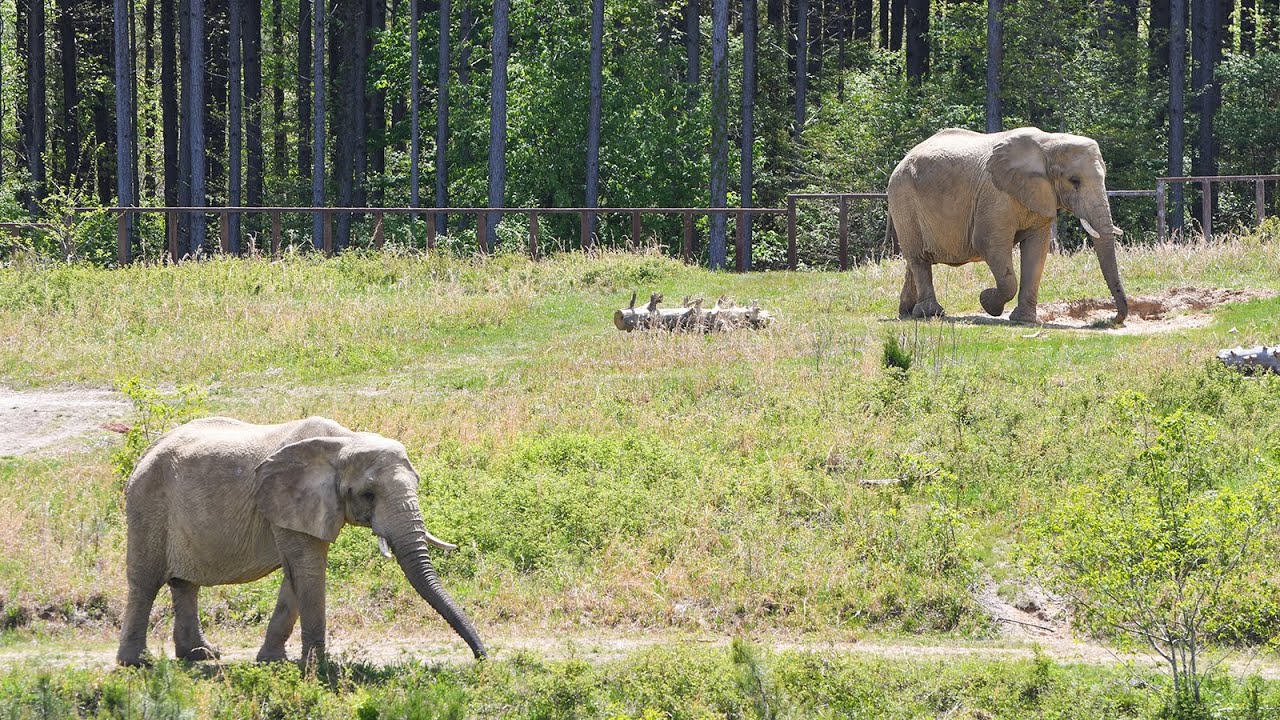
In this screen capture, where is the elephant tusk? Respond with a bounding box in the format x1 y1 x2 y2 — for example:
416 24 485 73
1079 218 1101 239
423 530 458 553
377 535 394 559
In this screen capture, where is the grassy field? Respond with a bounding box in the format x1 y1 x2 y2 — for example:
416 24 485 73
2 225 1280 717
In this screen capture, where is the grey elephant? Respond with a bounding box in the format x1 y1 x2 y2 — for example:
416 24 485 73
887 127 1128 324
115 416 486 666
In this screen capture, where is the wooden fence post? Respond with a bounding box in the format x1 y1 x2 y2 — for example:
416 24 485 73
837 197 849 270
1156 179 1167 243
426 212 437 250
117 211 129 265
631 211 641 250
373 211 385 249
168 210 179 262
735 213 745 272
787 196 797 270
1200 179 1212 240
477 213 488 254
529 212 539 258
271 211 282 258
220 211 231 254
580 211 591 251
682 212 694 264
1257 179 1267 226
323 211 334 255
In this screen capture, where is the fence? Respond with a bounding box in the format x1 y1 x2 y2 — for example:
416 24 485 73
82 174 1277 268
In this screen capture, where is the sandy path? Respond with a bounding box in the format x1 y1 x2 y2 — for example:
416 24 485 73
0 386 131 456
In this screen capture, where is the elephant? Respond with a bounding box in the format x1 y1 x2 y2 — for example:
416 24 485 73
886 126 1129 325
115 416 486 666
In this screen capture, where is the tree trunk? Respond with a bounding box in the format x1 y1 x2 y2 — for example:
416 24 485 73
879 0 889 48
986 0 1002 132
1170 0 1186 232
162 0 178 212
1191 0 1216 182
905 0 929 82
584 0 603 240
143 0 156 199
270 0 286 182
795 0 808 135
92 0 114 206
854 0 871 41
458 1 473 85
1149 0 1171 83
244 0 263 210
768 0 782 25
27 0 47 209
185 0 207 253
890 0 905 51
333 0 368 248
368 0 386 206
299 0 313 197
57 0 80 187
410 0 421 209
16 0 27 192
206 0 228 213
486 0 509 251
741 0 756 271
685 0 699 105
116 0 138 256
708 0 728 269
229 0 243 253
311 0 325 247
435 0 450 234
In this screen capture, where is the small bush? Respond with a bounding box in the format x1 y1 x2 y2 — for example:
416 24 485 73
110 379 208 481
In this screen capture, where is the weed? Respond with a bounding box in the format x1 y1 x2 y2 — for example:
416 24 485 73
109 378 208 481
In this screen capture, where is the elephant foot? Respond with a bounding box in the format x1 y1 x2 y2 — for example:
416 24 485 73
176 644 220 662
116 649 153 668
1009 305 1039 324
255 647 290 663
979 288 1010 317
911 299 945 319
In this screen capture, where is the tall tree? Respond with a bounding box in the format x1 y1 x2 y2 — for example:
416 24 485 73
367 0 387 206
486 0 510 251
795 0 808 135
26 0 47 209
311 0 325 247
410 0 421 210
905 0 929 82
879 0 889 48
228 0 243 252
890 0 905 51
1170 0 1186 232
435 0 450 234
584 0 603 240
708 0 728 268
162 0 178 217
741 0 757 271
986 0 1002 132
299 0 313 196
57 0 80 186
206 0 228 211
91 0 113 205
333 0 369 248
184 0 207 253
16 0 27 189
1191 0 1216 182
115 0 138 257
244 0 263 210
271 0 286 183
1149 0 1171 83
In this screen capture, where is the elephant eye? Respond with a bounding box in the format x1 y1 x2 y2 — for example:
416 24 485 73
1070 177 1081 189
360 491 375 503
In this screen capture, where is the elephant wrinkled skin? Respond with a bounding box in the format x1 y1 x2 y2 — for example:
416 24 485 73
886 127 1129 325
115 416 486 666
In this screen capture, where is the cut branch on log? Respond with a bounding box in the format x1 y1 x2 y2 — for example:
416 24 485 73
614 292 773 332
1218 346 1280 375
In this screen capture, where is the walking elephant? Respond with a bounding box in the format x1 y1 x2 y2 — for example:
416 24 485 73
115 416 486 666
887 127 1129 325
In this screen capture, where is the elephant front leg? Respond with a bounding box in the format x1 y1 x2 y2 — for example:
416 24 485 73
171 579 220 661
979 247 1019 317
273 529 331 668
256 580 300 662
1010 226 1051 324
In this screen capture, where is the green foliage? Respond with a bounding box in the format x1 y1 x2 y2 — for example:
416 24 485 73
110 378 208 481
881 333 912 372
1032 400 1280 713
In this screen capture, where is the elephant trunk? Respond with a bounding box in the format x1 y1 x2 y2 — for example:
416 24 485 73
1078 199 1129 325
387 510 487 659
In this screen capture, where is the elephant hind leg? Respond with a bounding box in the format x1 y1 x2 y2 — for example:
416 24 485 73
898 266 917 318
170 579 219 661
117 573 165 666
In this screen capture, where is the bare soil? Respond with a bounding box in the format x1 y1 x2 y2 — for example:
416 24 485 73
0 386 131 457
951 286 1277 335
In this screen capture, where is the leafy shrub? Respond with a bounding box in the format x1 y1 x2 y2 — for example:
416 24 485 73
110 379 208 481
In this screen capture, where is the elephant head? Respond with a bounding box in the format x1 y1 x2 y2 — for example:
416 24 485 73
253 434 487 659
990 129 1129 324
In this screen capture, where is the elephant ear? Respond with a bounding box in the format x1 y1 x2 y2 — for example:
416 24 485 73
990 131 1057 218
253 437 348 543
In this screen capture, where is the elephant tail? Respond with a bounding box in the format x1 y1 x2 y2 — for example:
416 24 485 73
885 213 899 257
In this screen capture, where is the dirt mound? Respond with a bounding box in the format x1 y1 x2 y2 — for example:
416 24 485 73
1037 286 1276 334
0 386 131 457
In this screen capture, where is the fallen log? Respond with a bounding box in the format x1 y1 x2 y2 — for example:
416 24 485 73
1217 345 1280 375
613 292 773 332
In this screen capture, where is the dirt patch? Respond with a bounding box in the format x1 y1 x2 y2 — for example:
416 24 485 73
1037 286 1277 334
0 386 131 457
973 575 1070 641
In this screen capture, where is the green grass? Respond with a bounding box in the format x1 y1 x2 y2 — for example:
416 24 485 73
2 230 1280 714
